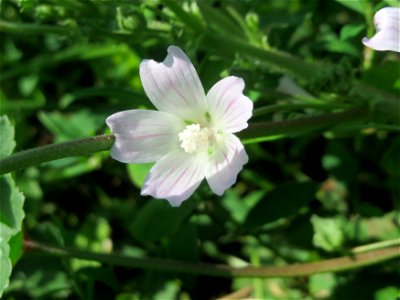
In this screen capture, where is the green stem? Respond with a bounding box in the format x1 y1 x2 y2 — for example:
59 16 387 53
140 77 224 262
239 107 367 141
0 20 72 35
352 238 400 254
0 108 368 174
0 134 115 174
253 103 351 118
24 240 400 278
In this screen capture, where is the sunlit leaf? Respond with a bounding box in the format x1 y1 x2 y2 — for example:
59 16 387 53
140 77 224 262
0 116 15 159
311 215 344 252
0 116 25 297
127 163 153 188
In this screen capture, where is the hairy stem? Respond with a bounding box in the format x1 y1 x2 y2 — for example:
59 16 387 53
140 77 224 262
0 107 367 174
239 107 367 141
24 240 400 278
0 134 115 174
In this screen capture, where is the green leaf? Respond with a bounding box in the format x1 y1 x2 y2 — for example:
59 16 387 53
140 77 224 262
127 163 153 188
0 116 16 159
166 221 199 262
197 2 244 39
323 39 359 57
375 286 399 300
340 24 365 41
244 181 318 228
0 233 13 297
311 215 344 252
0 116 25 297
6 255 71 298
362 62 400 94
59 86 148 109
130 199 195 242
309 273 337 298
38 110 105 142
7 232 23 265
221 190 265 224
334 0 365 14
0 117 25 297
383 0 400 7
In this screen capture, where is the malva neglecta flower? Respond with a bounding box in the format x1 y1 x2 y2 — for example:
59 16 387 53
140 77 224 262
106 46 253 206
362 7 400 52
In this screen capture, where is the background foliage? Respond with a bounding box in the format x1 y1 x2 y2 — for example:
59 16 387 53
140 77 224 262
0 0 399 299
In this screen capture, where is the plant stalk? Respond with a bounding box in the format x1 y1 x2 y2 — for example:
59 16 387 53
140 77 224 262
0 107 367 174
239 107 367 141
24 239 400 278
0 134 115 174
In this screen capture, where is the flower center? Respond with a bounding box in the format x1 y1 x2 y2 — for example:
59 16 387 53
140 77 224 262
179 124 210 154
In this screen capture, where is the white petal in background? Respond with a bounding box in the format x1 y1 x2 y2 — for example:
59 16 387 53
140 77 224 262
205 134 249 195
276 75 315 99
140 46 208 122
106 110 185 163
362 7 400 52
141 150 208 206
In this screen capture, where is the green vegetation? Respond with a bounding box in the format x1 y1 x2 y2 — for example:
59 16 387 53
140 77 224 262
0 0 399 299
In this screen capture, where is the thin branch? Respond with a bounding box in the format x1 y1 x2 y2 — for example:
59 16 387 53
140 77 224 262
0 134 115 174
24 240 400 278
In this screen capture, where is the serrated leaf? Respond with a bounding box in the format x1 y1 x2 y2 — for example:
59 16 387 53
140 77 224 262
0 115 25 297
0 225 12 297
0 176 25 297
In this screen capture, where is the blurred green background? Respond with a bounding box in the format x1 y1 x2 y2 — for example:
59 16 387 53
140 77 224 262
0 0 399 299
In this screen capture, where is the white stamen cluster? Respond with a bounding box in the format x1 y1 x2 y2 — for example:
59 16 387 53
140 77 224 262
179 124 210 153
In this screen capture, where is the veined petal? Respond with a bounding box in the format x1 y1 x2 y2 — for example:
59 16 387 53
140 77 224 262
205 133 248 195
106 110 185 163
140 46 207 121
141 150 207 206
362 7 400 52
207 76 253 133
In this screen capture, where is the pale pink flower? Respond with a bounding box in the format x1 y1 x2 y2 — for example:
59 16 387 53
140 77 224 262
106 46 253 206
362 7 400 52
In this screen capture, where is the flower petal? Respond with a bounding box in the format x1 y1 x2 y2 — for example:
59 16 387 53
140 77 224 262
106 110 185 163
362 7 400 52
205 133 248 195
207 76 253 133
140 46 208 121
141 150 207 206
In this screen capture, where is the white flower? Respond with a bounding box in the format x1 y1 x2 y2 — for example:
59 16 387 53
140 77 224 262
106 46 253 206
362 7 400 52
